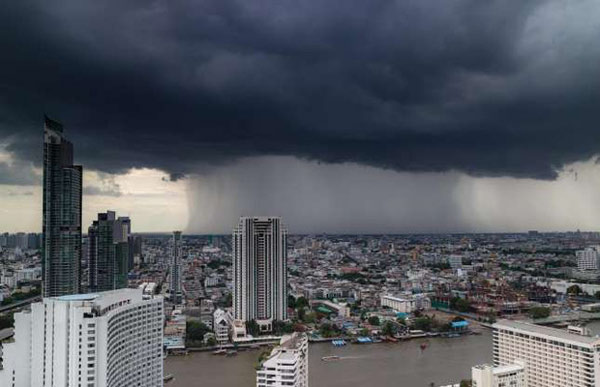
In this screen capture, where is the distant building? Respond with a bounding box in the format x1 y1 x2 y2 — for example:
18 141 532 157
576 247 600 271
42 115 82 297
380 294 431 313
233 217 288 332
0 288 164 387
170 231 183 304
87 211 130 292
471 363 525 387
256 332 308 387
494 319 600 386
448 255 463 269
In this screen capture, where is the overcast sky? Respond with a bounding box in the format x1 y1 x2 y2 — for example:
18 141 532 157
1 0 600 233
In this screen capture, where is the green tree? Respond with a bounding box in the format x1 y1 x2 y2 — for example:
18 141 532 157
460 380 472 387
0 313 14 330
246 319 260 337
382 321 398 336
297 307 306 322
206 336 217 346
288 295 297 309
186 321 211 343
412 316 433 332
529 306 551 319
368 316 380 326
567 285 582 295
296 297 309 309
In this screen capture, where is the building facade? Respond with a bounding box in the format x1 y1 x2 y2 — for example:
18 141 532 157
233 217 288 331
472 363 526 387
493 319 600 387
380 294 431 313
87 211 130 292
213 308 233 344
256 332 308 387
576 247 600 271
42 116 83 297
170 231 183 304
0 288 164 387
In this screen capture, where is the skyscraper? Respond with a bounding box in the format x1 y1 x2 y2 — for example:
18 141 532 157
0 288 164 387
42 115 82 297
87 211 130 292
233 217 288 332
170 231 182 304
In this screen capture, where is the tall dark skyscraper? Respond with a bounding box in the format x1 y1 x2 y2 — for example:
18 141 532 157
170 231 182 304
42 116 82 297
87 211 130 292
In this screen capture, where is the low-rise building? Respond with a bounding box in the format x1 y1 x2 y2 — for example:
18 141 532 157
256 332 308 387
471 363 525 387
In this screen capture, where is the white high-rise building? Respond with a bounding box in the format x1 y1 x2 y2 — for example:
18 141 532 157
494 319 600 387
471 363 526 387
0 288 164 387
576 247 600 271
233 217 287 332
256 332 308 387
170 231 183 304
213 308 233 344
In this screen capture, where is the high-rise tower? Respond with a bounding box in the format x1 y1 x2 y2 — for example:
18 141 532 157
87 211 130 292
233 217 287 332
42 116 82 297
170 231 183 304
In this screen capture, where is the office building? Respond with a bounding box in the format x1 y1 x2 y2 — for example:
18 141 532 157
0 288 164 387
471 363 525 387
380 294 431 313
256 332 308 387
42 116 82 297
87 211 130 292
233 217 288 332
493 319 600 386
576 247 600 271
170 231 183 304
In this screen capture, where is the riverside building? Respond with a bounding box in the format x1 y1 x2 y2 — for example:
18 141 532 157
256 332 308 387
0 288 164 387
233 217 288 332
471 363 525 387
494 319 600 387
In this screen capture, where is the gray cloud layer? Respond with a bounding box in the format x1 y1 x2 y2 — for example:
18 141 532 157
1 0 600 182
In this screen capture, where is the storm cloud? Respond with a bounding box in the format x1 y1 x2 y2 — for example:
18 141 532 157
1 0 600 182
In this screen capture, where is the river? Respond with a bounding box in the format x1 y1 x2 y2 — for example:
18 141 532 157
164 330 492 387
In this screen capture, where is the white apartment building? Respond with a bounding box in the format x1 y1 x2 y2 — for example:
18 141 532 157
233 217 288 332
472 363 526 387
380 294 431 313
256 332 308 387
494 319 600 387
0 288 164 387
213 308 232 344
576 247 600 271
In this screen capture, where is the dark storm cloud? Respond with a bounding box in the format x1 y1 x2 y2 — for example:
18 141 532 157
1 0 599 182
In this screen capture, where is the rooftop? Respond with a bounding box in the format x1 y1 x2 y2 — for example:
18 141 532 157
494 319 600 346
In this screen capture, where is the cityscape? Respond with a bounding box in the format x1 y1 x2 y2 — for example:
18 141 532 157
2 1 600 387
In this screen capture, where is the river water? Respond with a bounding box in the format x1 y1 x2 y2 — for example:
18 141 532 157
165 330 492 387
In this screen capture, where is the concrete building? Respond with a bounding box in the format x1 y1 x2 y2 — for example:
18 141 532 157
213 308 232 344
42 115 83 297
170 231 183 304
494 319 600 387
256 332 308 387
380 294 431 313
233 217 288 332
0 288 164 387
472 363 526 387
576 247 600 271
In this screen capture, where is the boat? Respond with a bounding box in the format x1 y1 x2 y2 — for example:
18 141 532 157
321 355 341 362
212 349 227 355
164 374 174 383
226 350 238 357
420 342 428 350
